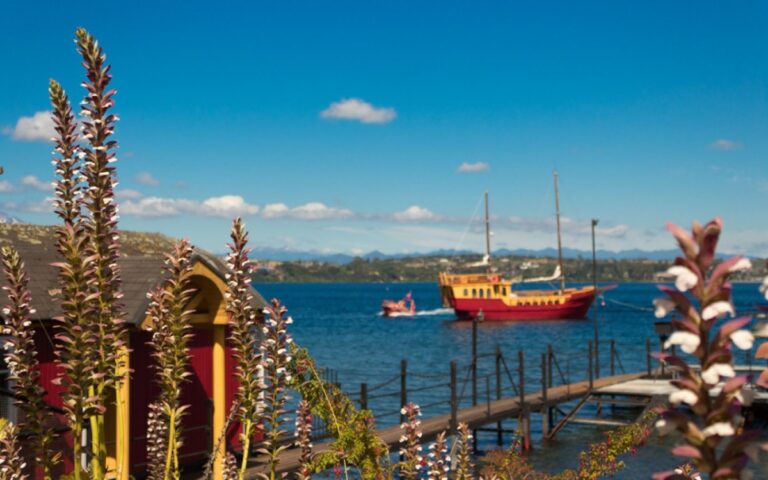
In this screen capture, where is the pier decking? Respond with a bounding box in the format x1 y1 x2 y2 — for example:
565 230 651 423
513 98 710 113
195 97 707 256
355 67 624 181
243 371 644 477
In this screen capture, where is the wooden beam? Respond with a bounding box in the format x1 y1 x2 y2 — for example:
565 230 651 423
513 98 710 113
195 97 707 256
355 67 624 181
212 325 226 479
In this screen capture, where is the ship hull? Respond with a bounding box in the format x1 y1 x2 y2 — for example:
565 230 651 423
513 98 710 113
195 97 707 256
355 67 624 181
449 289 595 321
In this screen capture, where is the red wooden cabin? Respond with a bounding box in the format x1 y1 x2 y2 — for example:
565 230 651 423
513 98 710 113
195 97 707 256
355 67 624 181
0 227 266 478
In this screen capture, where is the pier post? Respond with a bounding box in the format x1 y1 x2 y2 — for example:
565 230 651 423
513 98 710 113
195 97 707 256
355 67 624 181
518 350 531 451
360 383 368 410
588 341 593 391
472 314 479 408
400 359 408 421
547 344 553 388
610 340 615 376
496 347 503 446
450 361 457 432
646 338 652 377
541 352 549 438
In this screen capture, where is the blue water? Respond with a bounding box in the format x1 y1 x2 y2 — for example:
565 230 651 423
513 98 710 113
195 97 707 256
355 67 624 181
255 282 768 478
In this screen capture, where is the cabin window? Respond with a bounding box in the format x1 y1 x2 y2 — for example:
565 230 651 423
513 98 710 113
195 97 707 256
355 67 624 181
472 289 477 298
487 289 491 298
493 285 499 295
479 289 484 298
502 287 507 296
463 289 468 297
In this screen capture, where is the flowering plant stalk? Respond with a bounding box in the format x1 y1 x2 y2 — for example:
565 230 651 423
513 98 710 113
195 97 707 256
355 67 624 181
652 218 758 479
295 400 314 480
398 403 423 480
146 240 196 480
0 420 27 480
258 299 293 480
224 218 264 478
0 246 59 479
49 78 99 480
46 27 127 479
146 402 168 480
426 431 449 480
454 423 473 480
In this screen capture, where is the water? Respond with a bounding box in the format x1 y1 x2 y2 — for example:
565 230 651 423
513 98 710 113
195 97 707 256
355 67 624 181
255 282 768 478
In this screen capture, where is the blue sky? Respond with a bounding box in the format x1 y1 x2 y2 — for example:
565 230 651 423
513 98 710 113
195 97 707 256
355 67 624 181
1 1 767 255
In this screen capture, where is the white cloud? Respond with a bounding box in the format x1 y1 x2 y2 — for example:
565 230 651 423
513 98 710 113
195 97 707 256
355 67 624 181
119 197 197 218
503 215 628 238
0 197 54 214
457 162 490 173
262 203 290 219
200 195 259 217
0 181 19 193
135 172 160 187
320 98 396 124
261 202 353 220
20 175 52 192
393 206 438 222
120 195 259 218
115 189 144 200
2 111 55 142
709 139 742 151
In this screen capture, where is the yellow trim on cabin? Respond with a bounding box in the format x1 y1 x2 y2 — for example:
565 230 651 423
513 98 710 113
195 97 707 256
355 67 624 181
104 337 130 480
212 325 227 479
140 259 230 329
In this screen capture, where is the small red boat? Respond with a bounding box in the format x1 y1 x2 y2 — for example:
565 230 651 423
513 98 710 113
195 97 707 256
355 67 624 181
382 292 416 317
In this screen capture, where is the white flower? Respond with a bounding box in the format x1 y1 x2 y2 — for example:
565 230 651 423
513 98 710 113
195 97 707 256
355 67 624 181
730 330 754 350
702 301 734 321
701 363 735 384
655 418 676 436
670 389 699 405
666 265 698 292
702 421 734 437
761 276 768 300
400 407 407 415
653 298 676 318
728 258 752 273
664 331 701 354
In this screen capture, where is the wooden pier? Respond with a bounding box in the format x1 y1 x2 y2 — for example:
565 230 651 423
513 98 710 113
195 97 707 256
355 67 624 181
233 341 766 478
244 370 646 477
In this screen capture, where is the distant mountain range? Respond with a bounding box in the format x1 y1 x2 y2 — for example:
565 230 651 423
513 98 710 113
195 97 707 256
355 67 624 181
0 212 24 225
250 246 687 264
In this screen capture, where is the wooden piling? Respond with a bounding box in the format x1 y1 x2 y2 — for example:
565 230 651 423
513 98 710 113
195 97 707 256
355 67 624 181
646 338 652 377
450 361 457 432
400 359 407 421
360 383 368 410
588 341 594 391
541 352 549 438
496 347 503 446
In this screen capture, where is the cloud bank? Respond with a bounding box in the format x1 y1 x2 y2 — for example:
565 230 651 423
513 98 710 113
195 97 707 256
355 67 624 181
2 111 56 142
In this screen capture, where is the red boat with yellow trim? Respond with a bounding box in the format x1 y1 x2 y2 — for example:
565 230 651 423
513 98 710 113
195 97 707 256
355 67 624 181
438 175 597 321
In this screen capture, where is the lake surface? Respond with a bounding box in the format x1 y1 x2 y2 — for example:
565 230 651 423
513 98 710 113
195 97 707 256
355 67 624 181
254 281 767 478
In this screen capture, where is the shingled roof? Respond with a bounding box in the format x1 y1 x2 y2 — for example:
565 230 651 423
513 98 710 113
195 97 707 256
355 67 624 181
0 224 267 325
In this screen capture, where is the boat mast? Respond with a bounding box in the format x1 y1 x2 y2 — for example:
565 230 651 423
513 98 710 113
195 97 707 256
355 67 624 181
484 191 492 272
553 171 565 292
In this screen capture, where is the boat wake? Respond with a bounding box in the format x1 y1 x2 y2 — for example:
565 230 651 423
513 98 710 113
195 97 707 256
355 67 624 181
380 308 454 317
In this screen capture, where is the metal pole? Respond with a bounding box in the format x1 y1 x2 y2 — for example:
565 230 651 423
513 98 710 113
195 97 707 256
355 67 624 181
553 171 565 292
360 383 368 410
610 340 616 377
450 361 458 432
591 218 600 379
